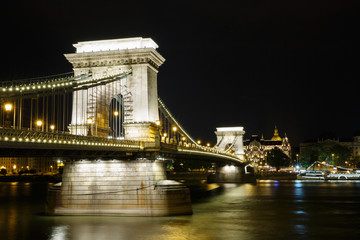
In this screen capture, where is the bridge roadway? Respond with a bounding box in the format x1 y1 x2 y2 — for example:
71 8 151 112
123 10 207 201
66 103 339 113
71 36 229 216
0 128 242 164
1 128 248 217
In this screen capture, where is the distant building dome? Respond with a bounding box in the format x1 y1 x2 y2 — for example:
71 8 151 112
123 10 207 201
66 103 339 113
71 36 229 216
271 126 282 141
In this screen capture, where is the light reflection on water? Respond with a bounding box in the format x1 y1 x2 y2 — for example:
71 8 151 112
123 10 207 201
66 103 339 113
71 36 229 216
1 181 360 240
49 226 69 240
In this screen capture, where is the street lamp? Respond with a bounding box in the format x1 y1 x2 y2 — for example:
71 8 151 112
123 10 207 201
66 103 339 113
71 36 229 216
36 120 43 131
172 126 177 143
112 111 119 138
296 153 299 166
197 140 201 145
87 118 93 136
5 104 12 111
4 103 13 128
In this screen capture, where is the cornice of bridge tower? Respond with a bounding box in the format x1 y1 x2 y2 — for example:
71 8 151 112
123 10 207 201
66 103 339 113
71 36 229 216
64 38 165 73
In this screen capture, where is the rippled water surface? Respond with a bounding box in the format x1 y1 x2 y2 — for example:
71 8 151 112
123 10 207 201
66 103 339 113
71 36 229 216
1 180 360 240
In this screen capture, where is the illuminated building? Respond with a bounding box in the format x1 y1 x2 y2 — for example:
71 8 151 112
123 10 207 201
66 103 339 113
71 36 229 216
300 131 360 166
243 126 291 165
0 157 59 174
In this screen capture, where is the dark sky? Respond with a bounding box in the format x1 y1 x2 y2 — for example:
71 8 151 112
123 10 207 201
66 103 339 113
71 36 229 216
2 0 360 146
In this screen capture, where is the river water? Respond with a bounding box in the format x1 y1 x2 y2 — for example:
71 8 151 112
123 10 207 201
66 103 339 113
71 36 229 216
1 180 360 240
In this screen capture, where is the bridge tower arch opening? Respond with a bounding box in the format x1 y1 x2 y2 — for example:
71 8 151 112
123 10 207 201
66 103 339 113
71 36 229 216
109 94 124 139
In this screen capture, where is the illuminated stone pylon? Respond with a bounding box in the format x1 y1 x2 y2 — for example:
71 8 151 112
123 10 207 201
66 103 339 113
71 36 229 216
215 127 245 160
65 37 165 141
46 159 193 216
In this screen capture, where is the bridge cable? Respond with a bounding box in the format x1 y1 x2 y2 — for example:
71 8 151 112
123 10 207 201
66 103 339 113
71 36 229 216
214 136 224 148
224 136 239 153
157 97 197 145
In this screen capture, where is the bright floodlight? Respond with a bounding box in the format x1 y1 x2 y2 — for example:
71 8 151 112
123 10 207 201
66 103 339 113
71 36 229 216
36 120 43 126
73 37 158 53
216 127 244 132
4 104 12 111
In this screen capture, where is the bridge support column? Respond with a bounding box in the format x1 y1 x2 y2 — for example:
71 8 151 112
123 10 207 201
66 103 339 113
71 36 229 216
46 159 192 216
216 165 243 182
123 122 158 142
208 164 256 183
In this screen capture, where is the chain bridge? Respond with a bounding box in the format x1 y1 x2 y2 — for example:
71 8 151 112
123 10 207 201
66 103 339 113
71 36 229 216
0 37 250 217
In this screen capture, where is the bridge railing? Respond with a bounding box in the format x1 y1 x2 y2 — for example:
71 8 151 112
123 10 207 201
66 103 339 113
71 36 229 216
0 72 75 89
160 137 240 160
0 128 141 149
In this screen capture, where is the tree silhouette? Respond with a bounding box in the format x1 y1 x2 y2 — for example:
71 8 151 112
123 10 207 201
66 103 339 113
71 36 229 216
267 147 291 171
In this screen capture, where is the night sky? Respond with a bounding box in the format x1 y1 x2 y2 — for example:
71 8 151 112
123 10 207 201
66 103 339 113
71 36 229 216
2 0 359 146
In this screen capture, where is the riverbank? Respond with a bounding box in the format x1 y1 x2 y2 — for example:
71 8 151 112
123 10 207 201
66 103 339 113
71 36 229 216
255 172 297 180
0 172 296 183
0 175 62 183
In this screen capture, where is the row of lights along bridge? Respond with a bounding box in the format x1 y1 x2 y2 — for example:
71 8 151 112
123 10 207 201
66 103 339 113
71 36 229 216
1 103 211 147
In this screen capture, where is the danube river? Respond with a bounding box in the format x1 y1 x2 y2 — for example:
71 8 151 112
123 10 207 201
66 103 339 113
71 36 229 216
1 180 360 240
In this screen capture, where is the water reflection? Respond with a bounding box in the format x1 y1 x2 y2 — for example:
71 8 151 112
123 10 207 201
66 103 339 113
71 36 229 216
294 180 304 197
294 224 308 235
49 226 69 240
294 210 307 215
1 181 360 240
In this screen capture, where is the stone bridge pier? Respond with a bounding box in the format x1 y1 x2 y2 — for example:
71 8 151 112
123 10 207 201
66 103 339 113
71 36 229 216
208 164 256 183
46 159 192 216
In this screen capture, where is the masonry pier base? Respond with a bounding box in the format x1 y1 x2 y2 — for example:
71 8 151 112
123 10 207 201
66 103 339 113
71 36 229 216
46 159 192 216
208 164 256 183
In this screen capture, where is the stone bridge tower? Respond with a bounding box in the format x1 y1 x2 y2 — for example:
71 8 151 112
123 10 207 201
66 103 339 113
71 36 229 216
65 37 165 141
215 127 245 160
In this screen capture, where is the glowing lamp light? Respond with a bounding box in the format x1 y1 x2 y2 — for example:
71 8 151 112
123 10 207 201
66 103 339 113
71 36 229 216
114 111 119 116
50 125 55 130
5 104 12 111
36 120 43 127
172 126 177 132
156 120 160 126
206 143 210 147
87 118 93 124
163 133 167 137
197 140 201 145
